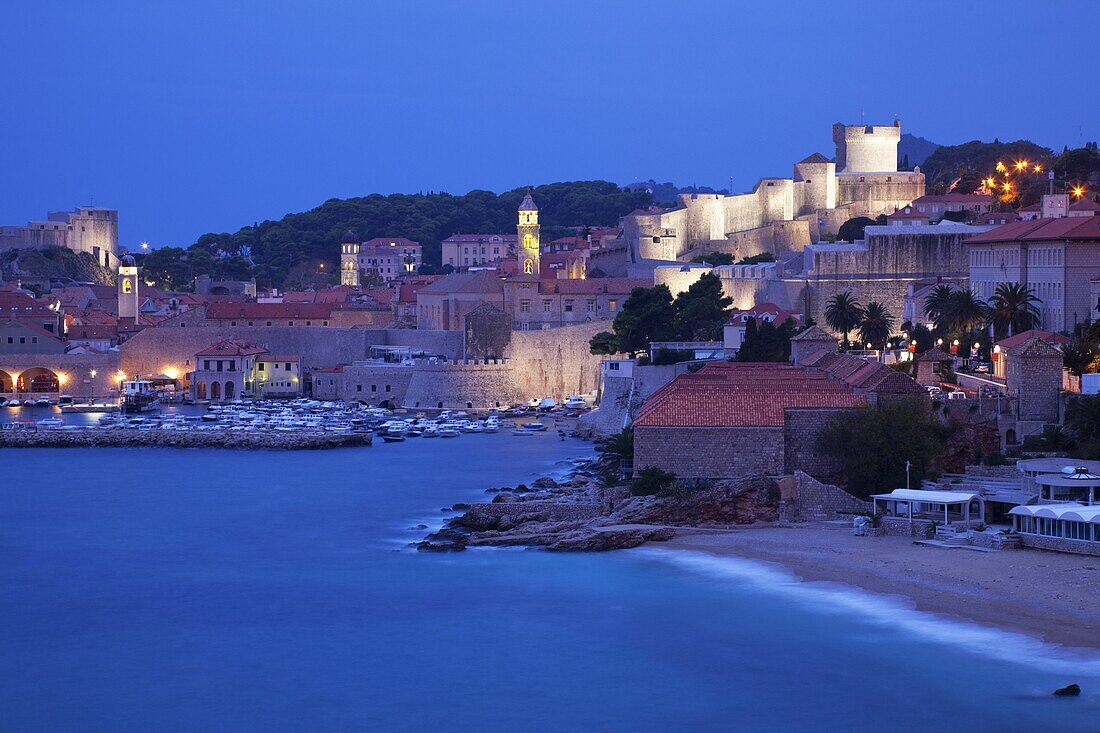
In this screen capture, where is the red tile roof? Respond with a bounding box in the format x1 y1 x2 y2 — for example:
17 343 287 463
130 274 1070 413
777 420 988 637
537 278 649 295
966 216 1100 243
255 354 301 362
635 363 866 428
727 302 803 326
995 329 1071 349
913 193 995 204
195 339 268 357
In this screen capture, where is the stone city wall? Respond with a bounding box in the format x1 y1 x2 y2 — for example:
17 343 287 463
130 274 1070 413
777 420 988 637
791 471 872 521
506 321 607 400
0 351 120 398
880 516 935 538
634 426 785 479
577 363 687 438
402 361 518 410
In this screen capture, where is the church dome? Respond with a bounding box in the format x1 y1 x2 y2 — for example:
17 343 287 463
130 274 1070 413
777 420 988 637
341 230 359 244
120 254 136 267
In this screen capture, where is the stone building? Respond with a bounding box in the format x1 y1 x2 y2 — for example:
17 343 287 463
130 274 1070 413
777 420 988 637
0 206 118 268
340 233 423 285
517 193 540 277
502 277 647 331
624 121 924 267
1004 335 1064 425
913 347 953 386
190 339 268 401
967 216 1100 332
441 233 516 270
908 193 996 222
416 271 506 330
253 354 302 398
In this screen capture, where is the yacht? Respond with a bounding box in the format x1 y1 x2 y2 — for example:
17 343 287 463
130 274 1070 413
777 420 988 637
563 395 588 410
36 417 64 429
522 421 548 431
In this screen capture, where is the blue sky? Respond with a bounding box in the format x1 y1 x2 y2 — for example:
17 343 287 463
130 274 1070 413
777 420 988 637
1 0 1095 247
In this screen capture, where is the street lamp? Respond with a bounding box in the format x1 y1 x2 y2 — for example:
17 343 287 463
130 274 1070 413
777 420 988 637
905 460 911 490
140 241 149 252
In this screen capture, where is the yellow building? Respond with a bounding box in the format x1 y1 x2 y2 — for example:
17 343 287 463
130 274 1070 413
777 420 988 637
340 230 360 287
517 193 540 276
252 355 303 398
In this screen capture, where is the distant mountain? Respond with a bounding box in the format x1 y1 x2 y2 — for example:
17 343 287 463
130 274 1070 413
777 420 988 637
899 133 940 169
625 180 729 205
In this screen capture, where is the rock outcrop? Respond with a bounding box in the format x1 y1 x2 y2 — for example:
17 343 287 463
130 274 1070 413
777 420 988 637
419 474 780 553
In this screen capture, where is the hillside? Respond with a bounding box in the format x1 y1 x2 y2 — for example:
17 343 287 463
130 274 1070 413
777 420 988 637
0 247 113 288
172 181 653 289
898 133 939 169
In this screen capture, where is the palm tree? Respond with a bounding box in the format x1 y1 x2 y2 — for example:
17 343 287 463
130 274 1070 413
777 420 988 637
824 291 864 348
942 289 988 334
1065 395 1100 444
857 301 895 350
922 284 955 331
988 282 1042 338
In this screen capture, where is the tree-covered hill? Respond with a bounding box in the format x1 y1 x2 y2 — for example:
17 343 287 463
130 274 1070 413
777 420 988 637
156 181 652 289
921 139 1054 191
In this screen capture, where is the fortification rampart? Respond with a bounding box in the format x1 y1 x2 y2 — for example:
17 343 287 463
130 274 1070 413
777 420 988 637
403 361 518 409
506 322 607 400
0 352 119 398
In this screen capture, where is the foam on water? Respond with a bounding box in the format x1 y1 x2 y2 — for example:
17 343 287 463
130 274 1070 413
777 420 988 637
639 547 1100 677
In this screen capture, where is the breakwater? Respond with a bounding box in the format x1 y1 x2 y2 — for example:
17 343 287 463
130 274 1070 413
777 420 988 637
0 428 372 450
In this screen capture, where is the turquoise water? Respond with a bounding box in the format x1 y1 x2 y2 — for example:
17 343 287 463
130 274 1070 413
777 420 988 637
2 436 1099 732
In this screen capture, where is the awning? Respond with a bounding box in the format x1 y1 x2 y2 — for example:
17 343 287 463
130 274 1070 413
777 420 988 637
872 489 979 504
1009 504 1100 524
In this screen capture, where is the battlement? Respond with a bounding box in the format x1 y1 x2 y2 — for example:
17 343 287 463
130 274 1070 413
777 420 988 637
832 121 901 174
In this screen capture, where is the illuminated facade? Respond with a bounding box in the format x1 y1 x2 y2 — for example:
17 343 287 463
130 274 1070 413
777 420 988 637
340 230 360 287
517 193 540 277
118 254 139 320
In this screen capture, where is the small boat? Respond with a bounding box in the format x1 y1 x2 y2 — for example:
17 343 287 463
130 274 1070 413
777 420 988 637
37 417 64 429
522 421 548 431
57 395 74 406
511 429 532 436
23 400 34 406
382 432 406 442
439 428 459 438
563 396 587 410
34 397 52 407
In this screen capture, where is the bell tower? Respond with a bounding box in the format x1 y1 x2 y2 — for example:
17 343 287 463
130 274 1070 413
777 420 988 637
340 230 360 287
517 192 540 277
118 254 139 320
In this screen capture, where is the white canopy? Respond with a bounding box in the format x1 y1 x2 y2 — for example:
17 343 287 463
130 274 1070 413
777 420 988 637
1009 504 1100 524
872 489 979 504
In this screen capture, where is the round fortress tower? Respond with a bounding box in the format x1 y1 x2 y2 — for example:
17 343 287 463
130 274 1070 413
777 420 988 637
832 120 901 174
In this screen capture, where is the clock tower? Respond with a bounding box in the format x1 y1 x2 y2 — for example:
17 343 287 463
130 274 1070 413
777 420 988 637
118 254 139 320
517 192 540 277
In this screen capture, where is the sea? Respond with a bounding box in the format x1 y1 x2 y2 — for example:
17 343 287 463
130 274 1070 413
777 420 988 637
2 430 1099 732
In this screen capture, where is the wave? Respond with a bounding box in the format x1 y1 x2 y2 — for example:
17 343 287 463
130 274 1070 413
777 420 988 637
636 547 1100 677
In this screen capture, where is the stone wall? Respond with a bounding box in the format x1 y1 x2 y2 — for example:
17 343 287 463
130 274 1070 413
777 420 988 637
880 516 935 538
783 408 851 478
0 351 120 398
1017 534 1100 557
792 471 872 520
634 426 785 479
577 363 687 438
506 321 607 400
402 361 518 410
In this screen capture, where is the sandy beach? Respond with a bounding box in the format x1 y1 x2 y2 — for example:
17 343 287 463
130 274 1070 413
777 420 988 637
662 524 1100 650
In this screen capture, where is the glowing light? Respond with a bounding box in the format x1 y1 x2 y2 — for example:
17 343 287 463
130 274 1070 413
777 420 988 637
995 162 1007 172
1032 164 1043 173
116 371 127 382
89 369 97 378
1002 181 1013 192
57 372 68 386
985 177 997 188
140 241 149 251
1014 160 1027 172
1072 186 1086 199
164 367 180 380
936 338 944 346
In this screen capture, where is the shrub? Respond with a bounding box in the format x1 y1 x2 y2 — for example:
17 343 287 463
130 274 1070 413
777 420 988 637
983 452 1010 466
663 477 713 499
630 466 677 496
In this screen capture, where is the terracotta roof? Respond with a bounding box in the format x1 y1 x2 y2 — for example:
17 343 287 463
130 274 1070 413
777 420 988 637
442 233 516 244
995 329 1071 349
634 363 866 428
418 271 505 295
1006 336 1065 358
886 206 929 220
195 339 268 357
282 286 356 303
790 325 837 343
727 302 803 326
799 152 831 164
966 216 1100 243
916 347 953 362
519 193 538 211
362 237 421 248
255 354 301 362
0 319 64 342
1070 197 1100 212
205 302 335 319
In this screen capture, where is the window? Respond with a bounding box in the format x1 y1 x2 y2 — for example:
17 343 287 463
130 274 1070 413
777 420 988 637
322 321 329 326
204 360 211 370
587 299 596 312
288 321 294 326
231 321 237 327
258 362 265 372
216 360 223 372
543 300 551 312
266 321 272 326
285 363 291 370
31 337 37 343
609 299 618 312
371 384 377 392
19 337 25 344
385 385 391 392
248 321 254 327
521 300 530 313
306 321 312 326
564 300 574 312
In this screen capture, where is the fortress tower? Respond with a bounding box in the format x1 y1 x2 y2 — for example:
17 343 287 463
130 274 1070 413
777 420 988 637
517 193 540 277
340 230 360 287
832 120 901 173
118 254 139 320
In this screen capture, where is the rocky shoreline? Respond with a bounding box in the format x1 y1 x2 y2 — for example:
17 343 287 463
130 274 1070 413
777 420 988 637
417 464 781 552
0 428 372 450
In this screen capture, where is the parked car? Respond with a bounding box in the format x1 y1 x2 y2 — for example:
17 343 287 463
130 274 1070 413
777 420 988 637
948 390 967 400
973 362 991 374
